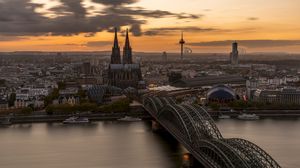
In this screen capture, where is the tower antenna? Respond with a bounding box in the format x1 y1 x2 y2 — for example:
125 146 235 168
179 31 185 61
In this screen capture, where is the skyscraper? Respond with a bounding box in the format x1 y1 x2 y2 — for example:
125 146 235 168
82 62 91 75
230 41 239 65
162 51 167 62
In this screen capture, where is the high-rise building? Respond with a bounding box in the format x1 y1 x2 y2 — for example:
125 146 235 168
162 51 167 62
230 41 239 65
105 28 144 89
82 62 91 75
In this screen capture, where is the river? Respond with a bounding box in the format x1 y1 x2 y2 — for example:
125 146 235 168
0 119 299 168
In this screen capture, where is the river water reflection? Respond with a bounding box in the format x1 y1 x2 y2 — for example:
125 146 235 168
0 119 299 168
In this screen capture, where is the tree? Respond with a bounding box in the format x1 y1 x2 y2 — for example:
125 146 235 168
209 103 220 111
44 88 59 106
8 93 16 107
46 105 54 115
77 89 86 98
229 100 248 109
20 107 33 115
57 81 66 90
98 98 131 113
0 79 6 86
46 103 98 115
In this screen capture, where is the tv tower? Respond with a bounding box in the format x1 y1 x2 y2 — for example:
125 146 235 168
179 31 185 61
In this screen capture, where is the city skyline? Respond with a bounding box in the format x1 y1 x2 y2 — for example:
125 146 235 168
1 1 300 167
0 0 300 53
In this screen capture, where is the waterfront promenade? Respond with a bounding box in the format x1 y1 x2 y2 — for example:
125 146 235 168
0 111 151 124
2 105 300 124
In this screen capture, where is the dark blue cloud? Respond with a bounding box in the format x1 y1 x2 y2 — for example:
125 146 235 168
0 0 201 37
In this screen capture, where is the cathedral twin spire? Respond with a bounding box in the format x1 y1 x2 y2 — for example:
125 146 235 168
111 28 132 64
111 27 121 64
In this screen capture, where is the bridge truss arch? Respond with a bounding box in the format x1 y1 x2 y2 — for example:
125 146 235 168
143 96 281 168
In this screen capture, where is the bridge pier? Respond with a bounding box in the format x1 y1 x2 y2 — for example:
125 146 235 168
182 153 203 168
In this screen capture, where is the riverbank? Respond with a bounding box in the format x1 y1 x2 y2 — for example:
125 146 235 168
0 103 152 124
0 111 152 124
209 109 300 118
2 107 300 125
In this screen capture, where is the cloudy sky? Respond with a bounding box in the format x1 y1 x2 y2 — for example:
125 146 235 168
0 0 300 53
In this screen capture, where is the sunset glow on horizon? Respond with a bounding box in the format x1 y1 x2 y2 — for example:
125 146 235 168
0 0 300 53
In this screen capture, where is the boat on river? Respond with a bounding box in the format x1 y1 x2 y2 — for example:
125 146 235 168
237 113 259 120
118 116 142 122
63 116 90 124
218 114 231 119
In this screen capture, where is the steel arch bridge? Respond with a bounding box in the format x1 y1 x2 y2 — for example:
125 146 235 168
143 96 281 168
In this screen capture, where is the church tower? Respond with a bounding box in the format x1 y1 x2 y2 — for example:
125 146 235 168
111 27 121 64
106 27 144 89
123 29 132 64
